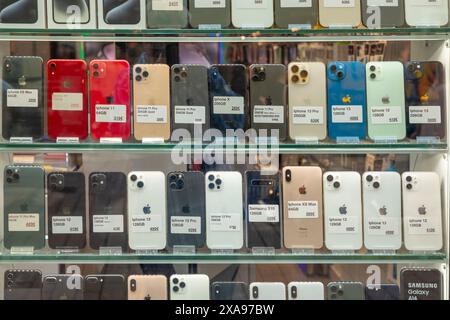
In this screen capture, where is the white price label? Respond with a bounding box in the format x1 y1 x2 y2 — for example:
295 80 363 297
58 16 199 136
170 216 201 234
195 0 226 8
174 106 206 124
409 106 441 124
136 105 167 124
327 216 359 234
370 106 402 124
130 215 163 233
288 201 319 219
324 0 355 7
248 205 280 223
7 89 38 107
407 217 441 235
209 214 241 232
152 0 183 10
331 105 363 123
236 0 269 9
95 105 127 123
253 105 285 124
292 106 324 125
367 0 399 6
367 217 400 236
93 215 124 233
52 93 83 111
410 0 443 6
51 216 83 234
281 0 312 7
213 96 244 115
8 213 39 232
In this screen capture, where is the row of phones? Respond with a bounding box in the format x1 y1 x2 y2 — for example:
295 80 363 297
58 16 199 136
0 1 448 29
2 58 445 142
3 166 443 252
4 268 443 300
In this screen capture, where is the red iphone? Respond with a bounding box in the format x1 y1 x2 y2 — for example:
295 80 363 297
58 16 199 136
47 59 88 140
89 60 131 140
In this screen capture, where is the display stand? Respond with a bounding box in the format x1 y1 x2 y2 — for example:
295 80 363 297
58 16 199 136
56 137 80 144
142 138 165 144
373 137 398 144
10 137 33 143
173 246 196 255
292 248 315 255
336 137 360 144
295 137 319 145
252 247 275 255
417 137 441 144
99 247 122 256
211 249 234 255
135 249 159 255
100 138 123 144
10 247 34 255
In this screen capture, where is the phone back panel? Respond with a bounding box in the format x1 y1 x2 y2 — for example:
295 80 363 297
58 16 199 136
361 0 405 28
288 282 324 300
2 56 43 140
212 282 249 300
327 282 364 300
4 270 42 300
146 0 189 28
231 0 274 28
3 165 45 249
365 284 400 300
274 0 319 28
42 275 84 300
170 274 210 300
400 268 443 300
128 275 168 300
84 275 127 300
318 0 361 27
189 0 231 28
250 282 286 300
405 0 448 27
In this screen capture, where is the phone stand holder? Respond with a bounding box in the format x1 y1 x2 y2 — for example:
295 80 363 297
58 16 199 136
252 247 275 255
372 249 396 255
198 24 222 30
57 137 80 144
142 137 165 144
336 137 360 144
10 247 34 255
57 248 80 254
331 250 355 255
295 137 319 145
291 248 315 255
373 137 398 144
288 24 312 30
135 249 159 255
416 136 441 144
99 247 122 256
100 138 123 144
211 249 234 255
173 246 196 255
10 137 33 144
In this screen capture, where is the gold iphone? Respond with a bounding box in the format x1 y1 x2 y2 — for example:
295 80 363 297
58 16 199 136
128 275 168 300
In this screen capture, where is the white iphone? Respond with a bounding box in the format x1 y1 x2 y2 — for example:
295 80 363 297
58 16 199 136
405 0 449 27
288 282 324 300
231 0 274 28
128 171 166 250
170 274 210 300
323 171 363 251
205 171 244 250
402 172 443 251
250 282 286 300
362 172 402 251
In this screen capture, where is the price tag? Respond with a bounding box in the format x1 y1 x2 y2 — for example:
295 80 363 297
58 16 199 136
281 0 312 7
209 214 241 232
174 106 206 124
195 0 226 8
410 0 443 6
409 106 441 124
288 201 319 219
8 213 39 232
327 216 359 234
51 216 83 234
253 105 285 124
7 89 38 107
324 0 355 7
95 105 127 123
367 217 400 236
292 106 324 125
370 106 402 124
136 105 167 123
52 93 83 111
407 217 441 235
170 216 201 234
152 0 183 11
93 215 124 233
367 0 399 6
213 96 244 115
248 205 280 223
236 0 269 9
130 215 163 233
331 105 363 123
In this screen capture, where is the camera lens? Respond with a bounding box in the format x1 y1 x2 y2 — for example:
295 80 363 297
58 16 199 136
181 71 188 78
6 177 12 183
406 176 412 182
142 71 149 78
130 279 137 292
209 183 215 190
173 67 180 74
370 73 376 79
7 273 13 280
366 175 373 182
330 285 337 293
12 173 19 180
338 290 344 296
208 175 215 181
406 183 413 190
172 278 179 284
169 182 177 190
174 76 181 82
6 169 12 175
135 67 142 74
93 71 99 78
252 75 259 82
93 63 99 69
135 75 142 82
130 175 138 182
173 286 179 292
291 75 300 83
327 175 334 182
216 179 222 186
169 174 177 182
333 181 341 189
177 179 185 189
330 65 337 73
50 63 56 71
180 282 186 289
408 64 415 73
50 183 57 191
300 70 308 78
370 65 376 72
337 71 344 79
291 65 299 73
373 181 380 189
7 280 13 287
137 181 144 188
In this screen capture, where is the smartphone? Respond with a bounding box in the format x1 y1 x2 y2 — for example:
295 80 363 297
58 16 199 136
47 59 88 140
0 0 39 24
274 0 319 28
133 64 171 141
209 64 248 134
4 270 42 300
282 166 323 250
189 0 231 28
128 171 167 251
146 0 189 28
400 268 443 300
250 282 286 300
327 282 364 300
231 0 274 28
365 284 400 300
404 61 446 140
366 61 406 141
288 282 324 300
318 0 361 27
402 172 443 251
246 171 282 249
89 60 131 141
205 171 243 250
250 64 287 141
128 275 168 300
323 171 363 251
42 275 84 300
170 274 210 300
327 61 367 140
362 172 402 251
84 275 127 300
211 282 249 300
405 0 448 27
167 171 206 249
288 62 327 141
48 172 86 250
51 0 91 25
171 64 210 139
89 172 128 251
362 0 405 28
2 56 43 140
100 0 143 25
3 165 45 250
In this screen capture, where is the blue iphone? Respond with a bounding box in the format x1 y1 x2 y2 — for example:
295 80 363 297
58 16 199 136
327 62 367 141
